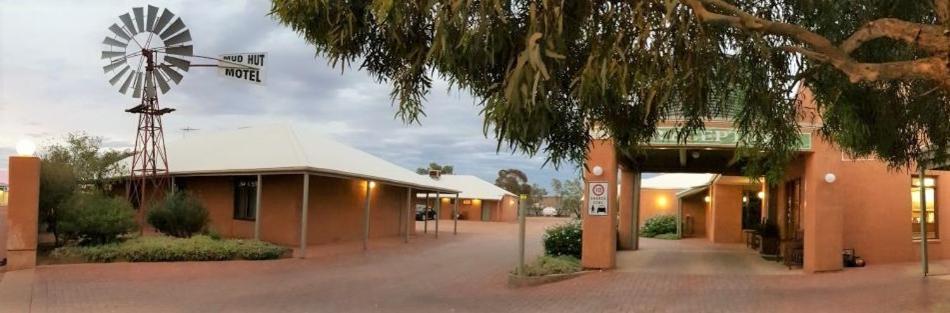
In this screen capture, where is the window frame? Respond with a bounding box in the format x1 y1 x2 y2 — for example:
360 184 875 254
233 176 258 221
911 175 938 240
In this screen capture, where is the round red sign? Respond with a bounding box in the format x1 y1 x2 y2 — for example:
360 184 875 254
592 184 605 196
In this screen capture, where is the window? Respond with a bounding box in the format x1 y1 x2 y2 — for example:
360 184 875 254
912 176 937 240
234 177 257 220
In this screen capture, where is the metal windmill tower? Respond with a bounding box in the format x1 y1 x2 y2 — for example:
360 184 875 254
101 5 265 216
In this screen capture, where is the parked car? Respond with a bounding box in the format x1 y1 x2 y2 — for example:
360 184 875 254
541 207 558 217
415 207 437 221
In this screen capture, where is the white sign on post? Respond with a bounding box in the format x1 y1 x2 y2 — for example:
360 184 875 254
588 182 609 216
218 52 267 85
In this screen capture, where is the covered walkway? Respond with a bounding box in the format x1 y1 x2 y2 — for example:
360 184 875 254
616 238 796 275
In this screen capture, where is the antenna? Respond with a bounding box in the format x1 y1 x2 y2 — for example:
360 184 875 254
101 5 266 225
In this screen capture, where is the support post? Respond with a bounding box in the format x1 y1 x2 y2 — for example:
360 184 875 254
424 193 429 233
453 193 459 235
580 138 619 269
435 192 440 238
618 169 634 250
404 188 412 243
919 165 929 277
254 174 262 240
299 174 309 258
632 171 641 250
517 194 526 275
6 156 40 270
363 180 372 251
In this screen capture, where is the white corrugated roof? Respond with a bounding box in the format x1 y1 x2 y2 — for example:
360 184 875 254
121 124 456 193
419 174 515 200
640 173 715 190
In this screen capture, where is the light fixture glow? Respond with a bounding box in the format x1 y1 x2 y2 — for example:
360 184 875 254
742 196 748 203
656 196 668 207
592 166 604 176
15 139 36 156
368 181 376 188
824 173 836 183
703 196 711 203
757 191 765 199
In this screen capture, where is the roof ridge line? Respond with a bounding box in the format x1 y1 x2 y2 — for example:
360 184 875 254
284 125 309 167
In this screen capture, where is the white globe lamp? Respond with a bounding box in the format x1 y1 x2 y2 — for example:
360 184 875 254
824 173 836 184
592 166 604 176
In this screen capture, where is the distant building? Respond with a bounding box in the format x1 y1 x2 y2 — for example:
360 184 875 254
0 183 8 206
417 174 518 222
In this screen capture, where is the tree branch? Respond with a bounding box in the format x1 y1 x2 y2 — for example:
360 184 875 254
840 18 949 54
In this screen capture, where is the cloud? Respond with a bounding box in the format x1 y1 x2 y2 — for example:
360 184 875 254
0 0 578 189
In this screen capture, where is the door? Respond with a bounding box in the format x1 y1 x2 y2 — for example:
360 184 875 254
784 179 802 240
480 202 490 221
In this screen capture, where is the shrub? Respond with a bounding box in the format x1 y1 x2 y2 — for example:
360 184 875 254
50 235 289 262
654 233 681 240
543 219 582 258
519 255 582 276
148 191 210 238
57 193 138 245
640 214 678 238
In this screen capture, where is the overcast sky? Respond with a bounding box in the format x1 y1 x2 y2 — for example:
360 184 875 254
0 0 579 188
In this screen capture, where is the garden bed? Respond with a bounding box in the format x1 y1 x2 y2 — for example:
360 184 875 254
508 255 590 288
48 235 290 263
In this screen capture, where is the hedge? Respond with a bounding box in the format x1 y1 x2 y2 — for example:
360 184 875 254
50 235 289 263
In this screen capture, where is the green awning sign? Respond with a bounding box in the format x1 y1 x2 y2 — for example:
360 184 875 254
649 127 812 150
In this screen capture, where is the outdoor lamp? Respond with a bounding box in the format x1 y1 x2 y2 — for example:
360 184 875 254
15 139 36 156
757 191 765 199
824 173 836 183
703 196 711 203
592 166 604 176
368 181 376 188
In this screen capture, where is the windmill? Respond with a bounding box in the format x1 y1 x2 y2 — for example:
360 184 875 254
101 5 264 217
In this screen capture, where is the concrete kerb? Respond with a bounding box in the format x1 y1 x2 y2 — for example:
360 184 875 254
507 270 601 288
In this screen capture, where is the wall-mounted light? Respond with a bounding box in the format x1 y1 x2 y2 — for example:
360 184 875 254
592 166 604 176
703 196 711 203
368 181 376 189
742 196 748 203
757 191 765 199
691 151 700 159
16 139 36 156
656 196 668 207
824 173 836 184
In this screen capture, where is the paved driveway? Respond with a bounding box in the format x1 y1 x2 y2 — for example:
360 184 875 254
9 218 950 312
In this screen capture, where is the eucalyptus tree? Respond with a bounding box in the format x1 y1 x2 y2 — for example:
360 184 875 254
271 0 950 179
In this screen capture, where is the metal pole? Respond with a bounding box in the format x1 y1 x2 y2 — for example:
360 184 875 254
919 165 929 277
435 192 441 239
517 195 526 275
424 193 429 233
254 174 262 240
454 193 459 235
404 188 411 243
299 174 309 258
676 197 683 238
363 181 372 251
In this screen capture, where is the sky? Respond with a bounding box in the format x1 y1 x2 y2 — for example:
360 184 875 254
0 0 580 188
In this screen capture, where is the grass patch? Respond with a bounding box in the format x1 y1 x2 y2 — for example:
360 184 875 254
517 255 582 277
653 233 681 240
50 235 289 263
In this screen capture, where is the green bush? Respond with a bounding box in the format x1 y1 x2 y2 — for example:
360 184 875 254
640 214 678 238
50 235 289 262
654 233 681 240
148 191 210 238
543 219 582 258
56 193 137 245
519 255 582 276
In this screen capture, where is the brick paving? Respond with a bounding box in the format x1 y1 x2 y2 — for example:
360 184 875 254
9 217 950 313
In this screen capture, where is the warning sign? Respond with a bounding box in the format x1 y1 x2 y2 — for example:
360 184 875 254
217 52 266 85
588 182 608 216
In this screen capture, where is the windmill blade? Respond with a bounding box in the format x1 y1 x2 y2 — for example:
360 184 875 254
133 7 144 33
164 56 191 72
164 45 193 57
159 18 186 40
109 66 131 85
103 58 127 73
145 5 158 32
144 71 157 98
163 30 191 47
119 70 136 95
101 51 125 59
152 9 174 34
155 70 171 94
108 24 131 41
103 37 127 48
160 66 184 84
119 13 138 35
132 72 144 98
